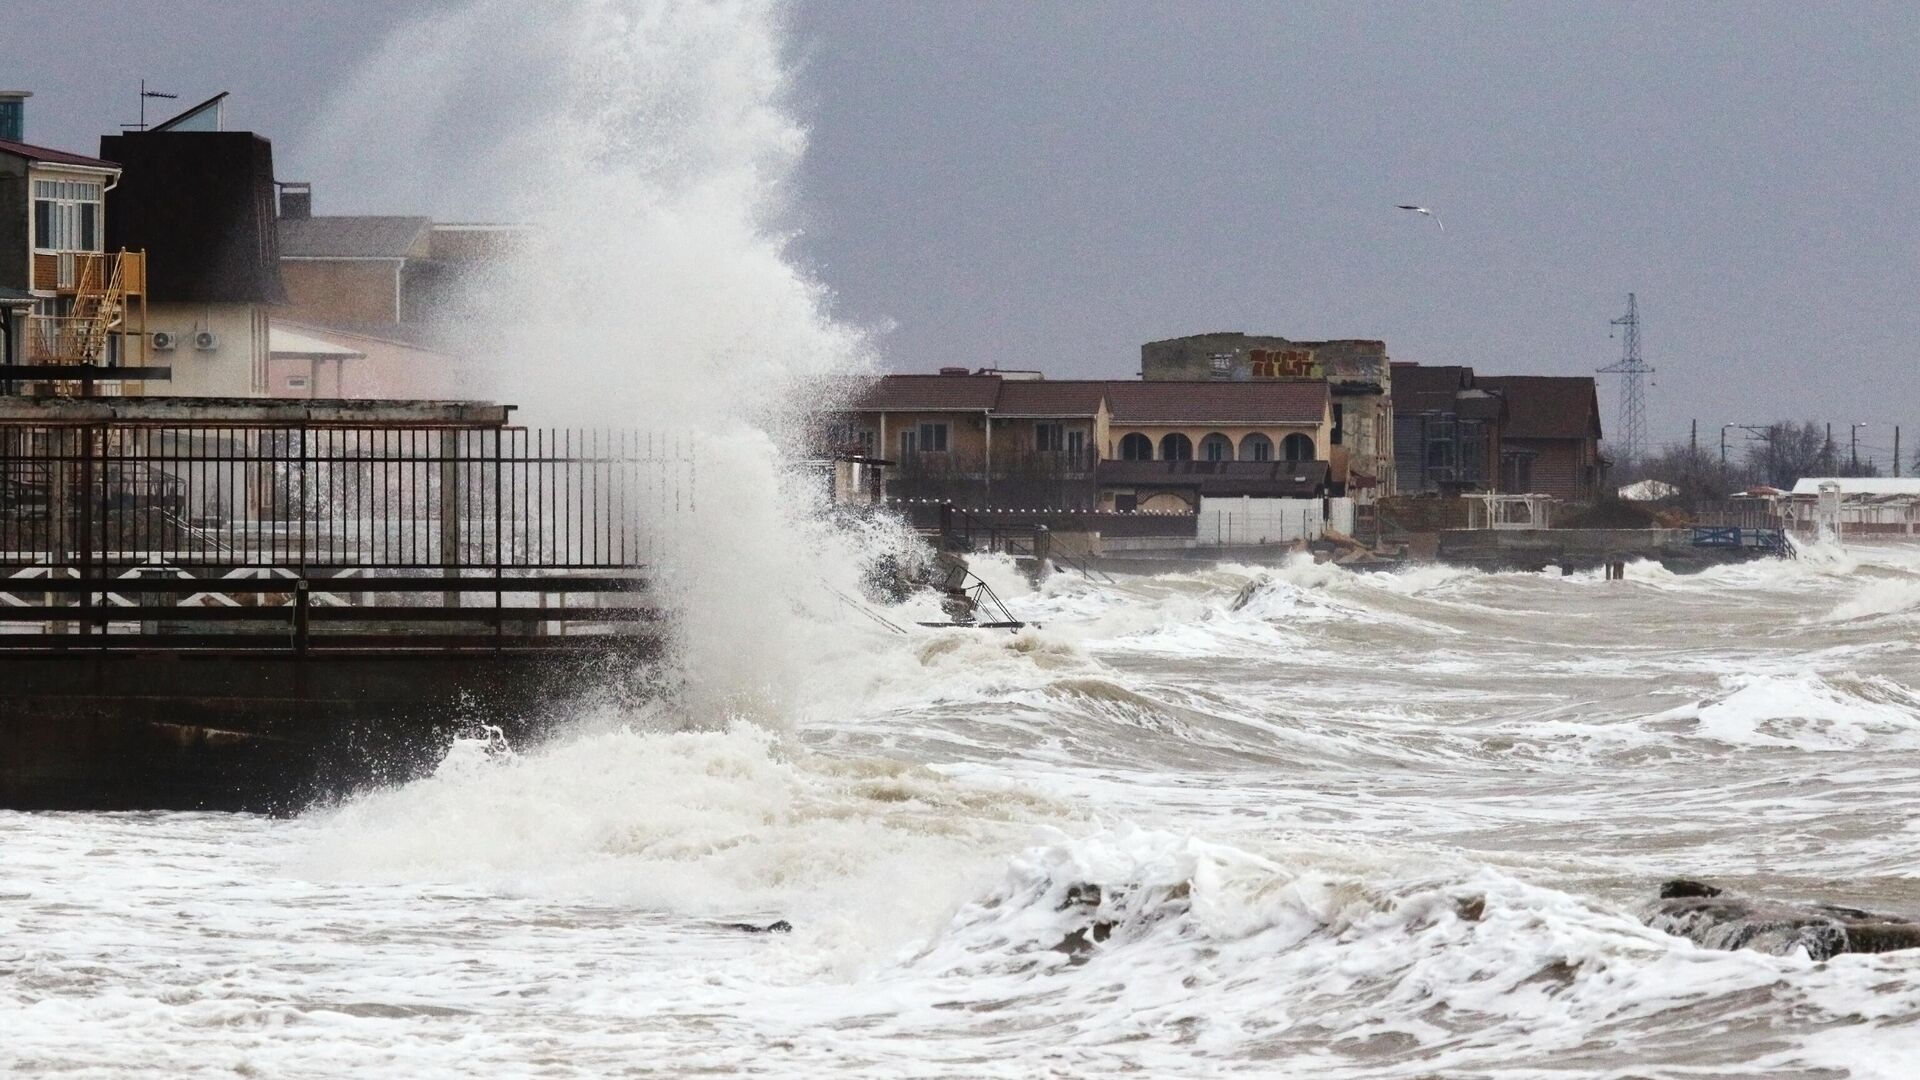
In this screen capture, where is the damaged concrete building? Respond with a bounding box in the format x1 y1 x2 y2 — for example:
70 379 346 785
1139 333 1393 503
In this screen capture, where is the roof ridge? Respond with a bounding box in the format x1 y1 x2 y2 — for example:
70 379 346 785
0 137 117 169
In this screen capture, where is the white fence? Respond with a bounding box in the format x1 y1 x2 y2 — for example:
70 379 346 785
1198 497 1352 545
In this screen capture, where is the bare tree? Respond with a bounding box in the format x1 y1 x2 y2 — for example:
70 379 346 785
1633 441 1754 510
1745 421 1829 489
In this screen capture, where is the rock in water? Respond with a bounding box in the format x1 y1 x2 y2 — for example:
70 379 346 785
1646 879 1920 960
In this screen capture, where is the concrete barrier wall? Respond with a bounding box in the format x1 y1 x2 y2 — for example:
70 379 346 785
1197 497 1324 544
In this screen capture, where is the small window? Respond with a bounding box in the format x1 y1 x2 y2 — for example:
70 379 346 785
1066 429 1085 460
1282 433 1315 463
1115 492 1138 512
1331 403 1344 446
1159 433 1193 461
899 429 917 457
1200 433 1232 462
1120 433 1153 461
917 422 948 452
1035 421 1064 452
1239 433 1273 462
829 423 873 456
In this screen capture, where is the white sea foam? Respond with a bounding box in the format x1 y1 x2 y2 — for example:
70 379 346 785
1678 672 1920 751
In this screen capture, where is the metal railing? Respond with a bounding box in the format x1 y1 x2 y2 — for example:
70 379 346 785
0 425 694 573
32 250 146 294
0 420 687 652
937 503 1044 558
0 573 657 653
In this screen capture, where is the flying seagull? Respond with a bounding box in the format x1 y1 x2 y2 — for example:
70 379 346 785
1396 204 1444 232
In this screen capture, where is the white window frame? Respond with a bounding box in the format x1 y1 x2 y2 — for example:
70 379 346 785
32 177 104 253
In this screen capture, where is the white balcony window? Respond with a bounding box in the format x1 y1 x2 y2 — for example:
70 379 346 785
32 179 103 253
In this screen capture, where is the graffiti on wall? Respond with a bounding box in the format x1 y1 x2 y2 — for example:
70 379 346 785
1248 348 1320 379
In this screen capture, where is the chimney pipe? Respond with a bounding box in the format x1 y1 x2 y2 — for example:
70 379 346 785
277 181 312 220
0 91 30 143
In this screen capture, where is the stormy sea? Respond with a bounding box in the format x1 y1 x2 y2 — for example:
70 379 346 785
8 549 1920 1076
7 1 1920 1076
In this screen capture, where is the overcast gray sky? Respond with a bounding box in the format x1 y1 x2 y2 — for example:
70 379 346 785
13 1 1919 460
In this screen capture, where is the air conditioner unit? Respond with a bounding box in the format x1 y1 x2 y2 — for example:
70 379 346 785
151 331 178 351
193 330 219 351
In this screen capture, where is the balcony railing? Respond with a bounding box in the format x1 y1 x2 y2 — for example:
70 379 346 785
30 250 146 294
26 316 106 363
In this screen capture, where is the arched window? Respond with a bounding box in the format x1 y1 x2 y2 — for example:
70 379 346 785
1199 433 1233 462
1159 433 1193 461
1120 433 1153 461
1238 433 1273 462
1282 433 1315 463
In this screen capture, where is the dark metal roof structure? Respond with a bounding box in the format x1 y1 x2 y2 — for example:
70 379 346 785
100 130 287 304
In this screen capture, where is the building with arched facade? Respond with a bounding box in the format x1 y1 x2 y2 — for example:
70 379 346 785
1100 379 1329 473
835 371 1336 508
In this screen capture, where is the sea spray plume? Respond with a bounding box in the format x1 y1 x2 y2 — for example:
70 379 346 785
316 0 900 725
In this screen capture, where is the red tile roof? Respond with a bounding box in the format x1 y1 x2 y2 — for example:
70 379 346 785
849 374 1002 412
1477 376 1603 441
992 379 1107 416
845 373 1329 425
0 138 117 170
1105 380 1326 424
1390 364 1475 414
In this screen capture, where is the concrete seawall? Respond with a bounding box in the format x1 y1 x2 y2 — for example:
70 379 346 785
1434 528 1768 572
1 641 657 813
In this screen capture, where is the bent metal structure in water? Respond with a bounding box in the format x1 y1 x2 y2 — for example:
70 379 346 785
0 395 690 812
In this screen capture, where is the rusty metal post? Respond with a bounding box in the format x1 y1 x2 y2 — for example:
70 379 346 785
293 579 310 654
77 425 95 637
46 426 72 634
440 428 460 608
493 426 504 646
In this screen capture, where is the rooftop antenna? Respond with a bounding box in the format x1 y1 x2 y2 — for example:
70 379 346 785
119 79 178 131
1598 292 1653 468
